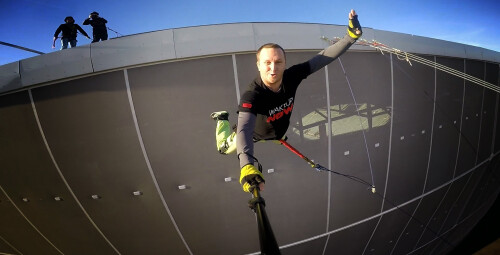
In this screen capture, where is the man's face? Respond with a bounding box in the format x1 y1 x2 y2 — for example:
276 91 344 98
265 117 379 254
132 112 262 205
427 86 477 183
257 47 286 90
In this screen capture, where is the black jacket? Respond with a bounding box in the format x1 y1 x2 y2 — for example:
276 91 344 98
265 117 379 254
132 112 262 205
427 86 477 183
54 23 89 39
83 17 108 36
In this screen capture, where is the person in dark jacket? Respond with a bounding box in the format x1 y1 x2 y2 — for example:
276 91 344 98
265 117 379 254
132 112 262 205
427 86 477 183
52 16 90 50
83 11 108 43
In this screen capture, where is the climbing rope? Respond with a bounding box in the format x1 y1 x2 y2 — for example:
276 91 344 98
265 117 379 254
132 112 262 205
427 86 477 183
321 36 499 93
338 57 377 191
107 27 123 37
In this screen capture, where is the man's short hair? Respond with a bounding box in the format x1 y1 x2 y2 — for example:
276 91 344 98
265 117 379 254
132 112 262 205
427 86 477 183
256 43 286 62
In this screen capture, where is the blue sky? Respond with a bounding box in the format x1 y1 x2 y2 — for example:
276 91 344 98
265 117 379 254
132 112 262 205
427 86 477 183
1 0 499 66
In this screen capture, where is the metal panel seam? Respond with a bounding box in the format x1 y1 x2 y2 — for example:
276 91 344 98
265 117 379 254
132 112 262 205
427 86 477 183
89 44 95 73
454 62 491 224
122 69 193 255
413 60 466 250
172 29 178 59
0 184 64 255
361 53 396 255
453 59 467 178
0 233 23 255
435 172 473 238
321 65 332 255
28 89 121 255
413 192 498 253
244 154 494 255
474 63 487 165
390 55 439 255
232 54 241 104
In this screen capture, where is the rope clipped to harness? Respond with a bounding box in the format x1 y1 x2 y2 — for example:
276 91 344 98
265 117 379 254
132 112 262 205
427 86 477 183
279 140 376 193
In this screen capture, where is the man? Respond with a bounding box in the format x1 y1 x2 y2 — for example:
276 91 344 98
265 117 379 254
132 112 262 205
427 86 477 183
83 11 108 43
211 10 362 193
52 16 90 50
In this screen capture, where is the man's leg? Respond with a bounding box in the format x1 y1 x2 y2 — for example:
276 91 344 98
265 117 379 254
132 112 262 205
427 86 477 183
69 39 77 48
61 38 69 49
211 111 237 154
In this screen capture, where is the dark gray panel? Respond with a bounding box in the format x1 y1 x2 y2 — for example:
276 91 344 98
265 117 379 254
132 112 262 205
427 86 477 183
127 56 259 255
438 164 487 235
0 91 117 254
31 72 187 254
0 236 18 255
458 163 493 221
495 74 500 153
428 195 494 255
455 60 485 176
392 186 448 254
324 217 379 255
429 231 460 255
280 236 327 255
0 192 59 254
365 201 418 255
236 53 259 98
425 57 464 192
418 238 443 255
327 52 392 228
478 63 499 161
0 62 21 94
460 155 500 221
416 174 470 248
388 54 434 206
481 155 500 204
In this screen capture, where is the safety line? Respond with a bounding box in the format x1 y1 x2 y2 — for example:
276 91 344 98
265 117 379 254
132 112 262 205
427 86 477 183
321 65 333 255
0 41 44 55
321 37 499 93
338 57 376 188
327 33 498 159
361 52 395 255
123 70 193 255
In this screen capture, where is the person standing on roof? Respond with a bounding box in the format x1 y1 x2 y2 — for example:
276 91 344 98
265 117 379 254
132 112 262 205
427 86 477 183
52 16 90 50
83 11 108 43
211 9 363 193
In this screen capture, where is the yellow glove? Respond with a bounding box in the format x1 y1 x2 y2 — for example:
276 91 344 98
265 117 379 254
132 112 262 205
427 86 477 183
240 164 265 193
347 12 362 39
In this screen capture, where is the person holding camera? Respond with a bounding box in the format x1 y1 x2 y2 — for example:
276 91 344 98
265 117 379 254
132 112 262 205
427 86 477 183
83 11 108 43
